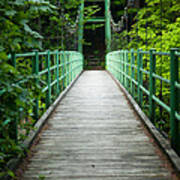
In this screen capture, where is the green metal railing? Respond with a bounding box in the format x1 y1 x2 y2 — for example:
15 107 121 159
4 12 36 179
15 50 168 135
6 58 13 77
106 48 180 154
7 50 83 142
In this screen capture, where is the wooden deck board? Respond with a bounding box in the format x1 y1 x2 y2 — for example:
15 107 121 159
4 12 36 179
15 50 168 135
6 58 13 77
22 71 171 179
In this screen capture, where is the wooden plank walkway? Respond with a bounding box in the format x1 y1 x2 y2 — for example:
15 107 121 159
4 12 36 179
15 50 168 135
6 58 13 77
22 71 171 180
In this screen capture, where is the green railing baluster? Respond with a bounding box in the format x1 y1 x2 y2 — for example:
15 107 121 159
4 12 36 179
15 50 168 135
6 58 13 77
149 49 156 123
137 49 141 103
66 53 68 86
117 53 120 82
69 54 70 84
122 51 125 85
59 53 62 91
62 52 65 90
56 50 60 95
130 49 135 97
124 51 127 87
71 53 73 81
32 50 39 121
53 54 56 97
62 51 66 90
69 53 70 85
46 50 51 108
170 48 179 153
120 52 123 84
140 51 143 107
137 49 143 106
126 50 129 91
66 53 68 87
67 53 70 85
67 53 69 86
72 54 74 80
64 53 66 88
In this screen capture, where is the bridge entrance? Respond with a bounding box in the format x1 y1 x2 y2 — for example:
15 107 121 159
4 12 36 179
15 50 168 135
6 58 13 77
78 0 111 69
84 24 105 70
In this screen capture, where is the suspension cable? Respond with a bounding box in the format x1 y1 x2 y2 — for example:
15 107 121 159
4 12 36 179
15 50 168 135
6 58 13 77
109 10 125 32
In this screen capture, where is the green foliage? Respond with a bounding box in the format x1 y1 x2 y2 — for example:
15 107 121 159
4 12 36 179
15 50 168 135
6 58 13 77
112 0 180 135
127 0 180 51
113 0 180 51
0 0 56 55
0 57 40 177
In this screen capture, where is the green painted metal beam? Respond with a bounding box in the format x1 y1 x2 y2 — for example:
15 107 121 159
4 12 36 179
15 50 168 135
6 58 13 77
85 0 104 2
149 49 156 123
105 0 111 53
78 0 84 53
87 17 105 23
170 48 179 153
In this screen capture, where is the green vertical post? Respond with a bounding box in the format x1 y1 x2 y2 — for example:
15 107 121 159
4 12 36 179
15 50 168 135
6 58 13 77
59 53 62 91
105 0 111 52
67 53 70 86
78 0 84 53
115 54 118 79
140 52 143 106
64 53 67 87
118 53 121 82
149 49 156 123
52 54 56 96
130 49 135 97
120 52 123 84
46 50 51 108
124 51 127 87
62 52 65 90
121 52 123 84
137 49 142 105
69 54 71 84
170 48 179 152
125 50 129 91
123 51 125 86
72 54 74 80
70 53 72 82
32 50 39 121
56 50 60 95
11 52 18 142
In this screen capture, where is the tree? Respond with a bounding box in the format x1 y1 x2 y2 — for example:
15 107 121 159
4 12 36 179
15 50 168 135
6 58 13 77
128 0 180 51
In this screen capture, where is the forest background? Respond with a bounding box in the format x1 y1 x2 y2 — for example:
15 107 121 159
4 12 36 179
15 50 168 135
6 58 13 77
0 0 179 178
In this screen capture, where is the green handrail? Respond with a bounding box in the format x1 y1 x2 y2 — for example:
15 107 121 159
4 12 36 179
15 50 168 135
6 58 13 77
8 50 83 142
106 48 180 154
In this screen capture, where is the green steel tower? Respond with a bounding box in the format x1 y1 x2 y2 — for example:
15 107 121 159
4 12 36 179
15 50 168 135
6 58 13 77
78 0 111 53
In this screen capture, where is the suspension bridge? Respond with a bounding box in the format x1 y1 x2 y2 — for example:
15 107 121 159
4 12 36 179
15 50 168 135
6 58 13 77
2 0 180 179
